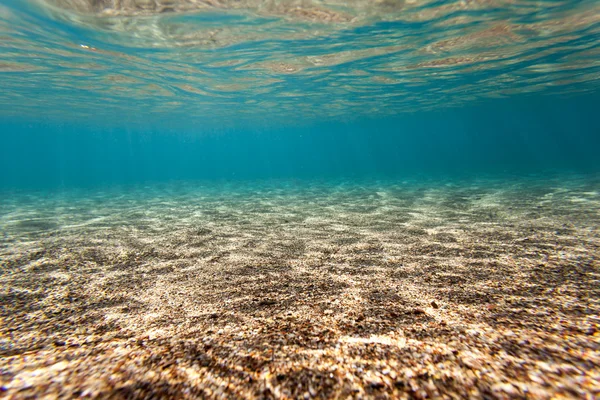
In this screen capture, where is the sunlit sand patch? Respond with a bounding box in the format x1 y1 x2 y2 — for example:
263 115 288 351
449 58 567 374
339 334 406 348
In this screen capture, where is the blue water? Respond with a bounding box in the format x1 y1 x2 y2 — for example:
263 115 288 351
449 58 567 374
1 0 599 190
1 94 600 188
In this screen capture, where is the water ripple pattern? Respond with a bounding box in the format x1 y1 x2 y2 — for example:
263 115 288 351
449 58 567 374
1 0 599 124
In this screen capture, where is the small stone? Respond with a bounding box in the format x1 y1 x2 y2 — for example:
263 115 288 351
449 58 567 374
369 381 385 389
431 301 439 309
461 353 483 369
491 383 520 396
54 340 66 346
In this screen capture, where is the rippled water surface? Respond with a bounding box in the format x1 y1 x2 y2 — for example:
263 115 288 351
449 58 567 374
1 0 599 125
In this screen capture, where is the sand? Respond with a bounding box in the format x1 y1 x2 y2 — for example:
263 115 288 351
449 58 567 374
1 176 599 399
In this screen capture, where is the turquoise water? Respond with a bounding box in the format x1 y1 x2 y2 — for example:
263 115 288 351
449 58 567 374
1 0 599 188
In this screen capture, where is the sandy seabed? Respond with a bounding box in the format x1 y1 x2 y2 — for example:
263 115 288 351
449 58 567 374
1 176 599 399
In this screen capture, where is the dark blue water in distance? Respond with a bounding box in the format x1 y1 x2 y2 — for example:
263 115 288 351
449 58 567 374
1 93 599 189
0 91 598 189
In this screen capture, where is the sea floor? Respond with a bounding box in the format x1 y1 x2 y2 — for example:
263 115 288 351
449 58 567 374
1 175 599 399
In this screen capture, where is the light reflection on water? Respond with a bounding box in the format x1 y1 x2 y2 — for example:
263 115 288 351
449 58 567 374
0 0 599 124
